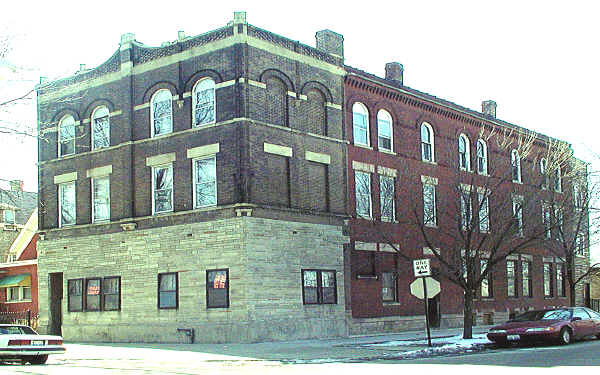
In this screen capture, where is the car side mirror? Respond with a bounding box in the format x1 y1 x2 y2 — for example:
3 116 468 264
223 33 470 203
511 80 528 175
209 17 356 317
571 317 582 322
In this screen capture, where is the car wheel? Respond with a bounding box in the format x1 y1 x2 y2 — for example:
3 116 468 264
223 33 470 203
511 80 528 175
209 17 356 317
28 355 48 365
559 328 571 345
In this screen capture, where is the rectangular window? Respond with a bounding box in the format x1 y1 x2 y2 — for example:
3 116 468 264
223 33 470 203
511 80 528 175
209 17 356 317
194 86 215 126
206 269 229 308
556 263 565 297
543 263 553 297
158 273 178 309
59 122 75 156
379 176 395 221
59 181 76 227
378 118 392 151
193 156 217 208
382 272 397 302
353 111 369 146
576 234 586 256
302 269 337 305
478 193 489 232
68 279 83 312
153 165 173 214
542 204 551 239
522 261 532 297
355 172 372 218
7 287 19 302
423 183 437 226
92 177 110 222
507 260 517 297
461 193 472 230
512 197 523 236
2 209 15 224
86 278 101 311
480 259 492 298
102 277 120 311
22 287 31 301
92 113 110 149
554 208 563 241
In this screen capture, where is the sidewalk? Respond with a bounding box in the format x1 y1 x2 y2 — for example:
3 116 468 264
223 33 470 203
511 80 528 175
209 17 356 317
83 325 495 363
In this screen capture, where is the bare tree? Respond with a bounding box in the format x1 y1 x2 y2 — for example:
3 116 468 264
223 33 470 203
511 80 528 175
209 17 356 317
356 125 581 339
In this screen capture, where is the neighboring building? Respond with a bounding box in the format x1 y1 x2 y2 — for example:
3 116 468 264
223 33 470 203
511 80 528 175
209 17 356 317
344 64 590 334
36 12 348 343
0 181 38 323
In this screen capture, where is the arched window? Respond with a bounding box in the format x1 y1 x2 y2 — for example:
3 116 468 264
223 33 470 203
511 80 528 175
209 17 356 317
192 78 216 127
540 158 548 189
511 150 521 183
352 102 369 146
377 109 393 152
58 115 76 157
265 76 287 126
421 122 434 162
306 89 326 135
151 89 173 136
554 165 562 192
458 133 470 170
91 106 110 150
476 139 488 175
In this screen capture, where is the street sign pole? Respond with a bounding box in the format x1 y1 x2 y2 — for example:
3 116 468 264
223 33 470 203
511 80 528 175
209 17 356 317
422 277 431 347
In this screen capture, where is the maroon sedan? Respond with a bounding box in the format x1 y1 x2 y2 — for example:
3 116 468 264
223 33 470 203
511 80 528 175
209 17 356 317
487 307 600 346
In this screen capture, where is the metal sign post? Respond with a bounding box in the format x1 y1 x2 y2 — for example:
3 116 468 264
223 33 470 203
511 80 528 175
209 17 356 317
422 276 431 347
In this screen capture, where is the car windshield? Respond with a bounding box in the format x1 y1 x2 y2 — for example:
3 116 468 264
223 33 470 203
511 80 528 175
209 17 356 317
0 326 37 335
511 309 571 322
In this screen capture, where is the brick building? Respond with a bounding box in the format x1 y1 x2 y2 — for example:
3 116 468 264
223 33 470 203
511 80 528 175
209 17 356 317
36 12 348 343
343 64 591 334
0 181 39 322
35 12 591 343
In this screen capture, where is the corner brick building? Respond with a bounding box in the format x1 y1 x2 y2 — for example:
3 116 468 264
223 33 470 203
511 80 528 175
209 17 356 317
36 12 591 343
36 12 348 343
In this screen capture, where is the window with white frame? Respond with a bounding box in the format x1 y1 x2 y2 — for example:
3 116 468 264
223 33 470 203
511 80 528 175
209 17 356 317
556 263 565 297
476 139 488 174
91 106 110 150
458 134 470 170
522 259 532 297
381 272 397 302
59 181 76 227
543 263 553 297
423 183 437 226
193 156 217 208
352 102 369 146
540 158 548 189
507 260 517 297
511 150 521 183
2 209 15 224
379 175 395 221
512 195 523 236
92 176 110 222
58 115 76 157
377 110 393 152
421 122 434 162
151 89 173 136
478 192 489 232
6 286 31 302
355 171 372 218
192 78 216 127
553 166 562 193
152 165 173 214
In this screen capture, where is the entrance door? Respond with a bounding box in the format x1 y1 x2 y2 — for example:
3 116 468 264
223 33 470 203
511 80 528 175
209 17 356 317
49 273 63 336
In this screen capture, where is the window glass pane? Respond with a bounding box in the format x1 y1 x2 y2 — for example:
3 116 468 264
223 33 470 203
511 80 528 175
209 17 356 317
3 210 15 223
353 111 368 145
481 259 490 297
159 292 177 308
207 270 228 308
355 172 371 218
194 80 215 126
93 177 110 222
22 287 31 300
479 193 489 232
152 90 172 135
68 279 83 311
321 271 336 303
195 157 217 207
522 261 531 297
154 166 173 213
377 114 392 151
303 271 318 304
59 116 76 156
86 279 101 311
92 107 110 149
60 182 76 226
507 261 515 297
382 272 396 302
160 274 176 291
423 184 436 225
380 176 395 221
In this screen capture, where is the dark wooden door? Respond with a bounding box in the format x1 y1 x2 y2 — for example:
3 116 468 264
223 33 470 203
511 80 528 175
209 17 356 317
49 273 63 336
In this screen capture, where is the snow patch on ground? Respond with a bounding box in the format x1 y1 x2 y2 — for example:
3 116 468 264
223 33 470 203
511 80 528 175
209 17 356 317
366 333 492 348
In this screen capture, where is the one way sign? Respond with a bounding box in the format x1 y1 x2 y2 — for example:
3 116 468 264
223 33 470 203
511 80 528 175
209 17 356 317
413 259 431 277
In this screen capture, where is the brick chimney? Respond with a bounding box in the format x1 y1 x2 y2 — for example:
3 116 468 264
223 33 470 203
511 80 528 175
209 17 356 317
385 62 404 86
315 30 344 58
9 180 23 192
482 100 497 118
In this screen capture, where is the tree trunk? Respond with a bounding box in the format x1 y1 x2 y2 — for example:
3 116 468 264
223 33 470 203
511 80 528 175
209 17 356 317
463 288 474 339
569 282 577 307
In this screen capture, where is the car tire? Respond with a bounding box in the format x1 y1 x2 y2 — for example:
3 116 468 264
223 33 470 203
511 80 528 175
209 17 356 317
28 355 48 365
559 328 571 345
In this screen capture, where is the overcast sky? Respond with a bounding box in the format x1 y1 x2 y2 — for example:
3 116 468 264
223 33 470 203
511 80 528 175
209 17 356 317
2 1 599 261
